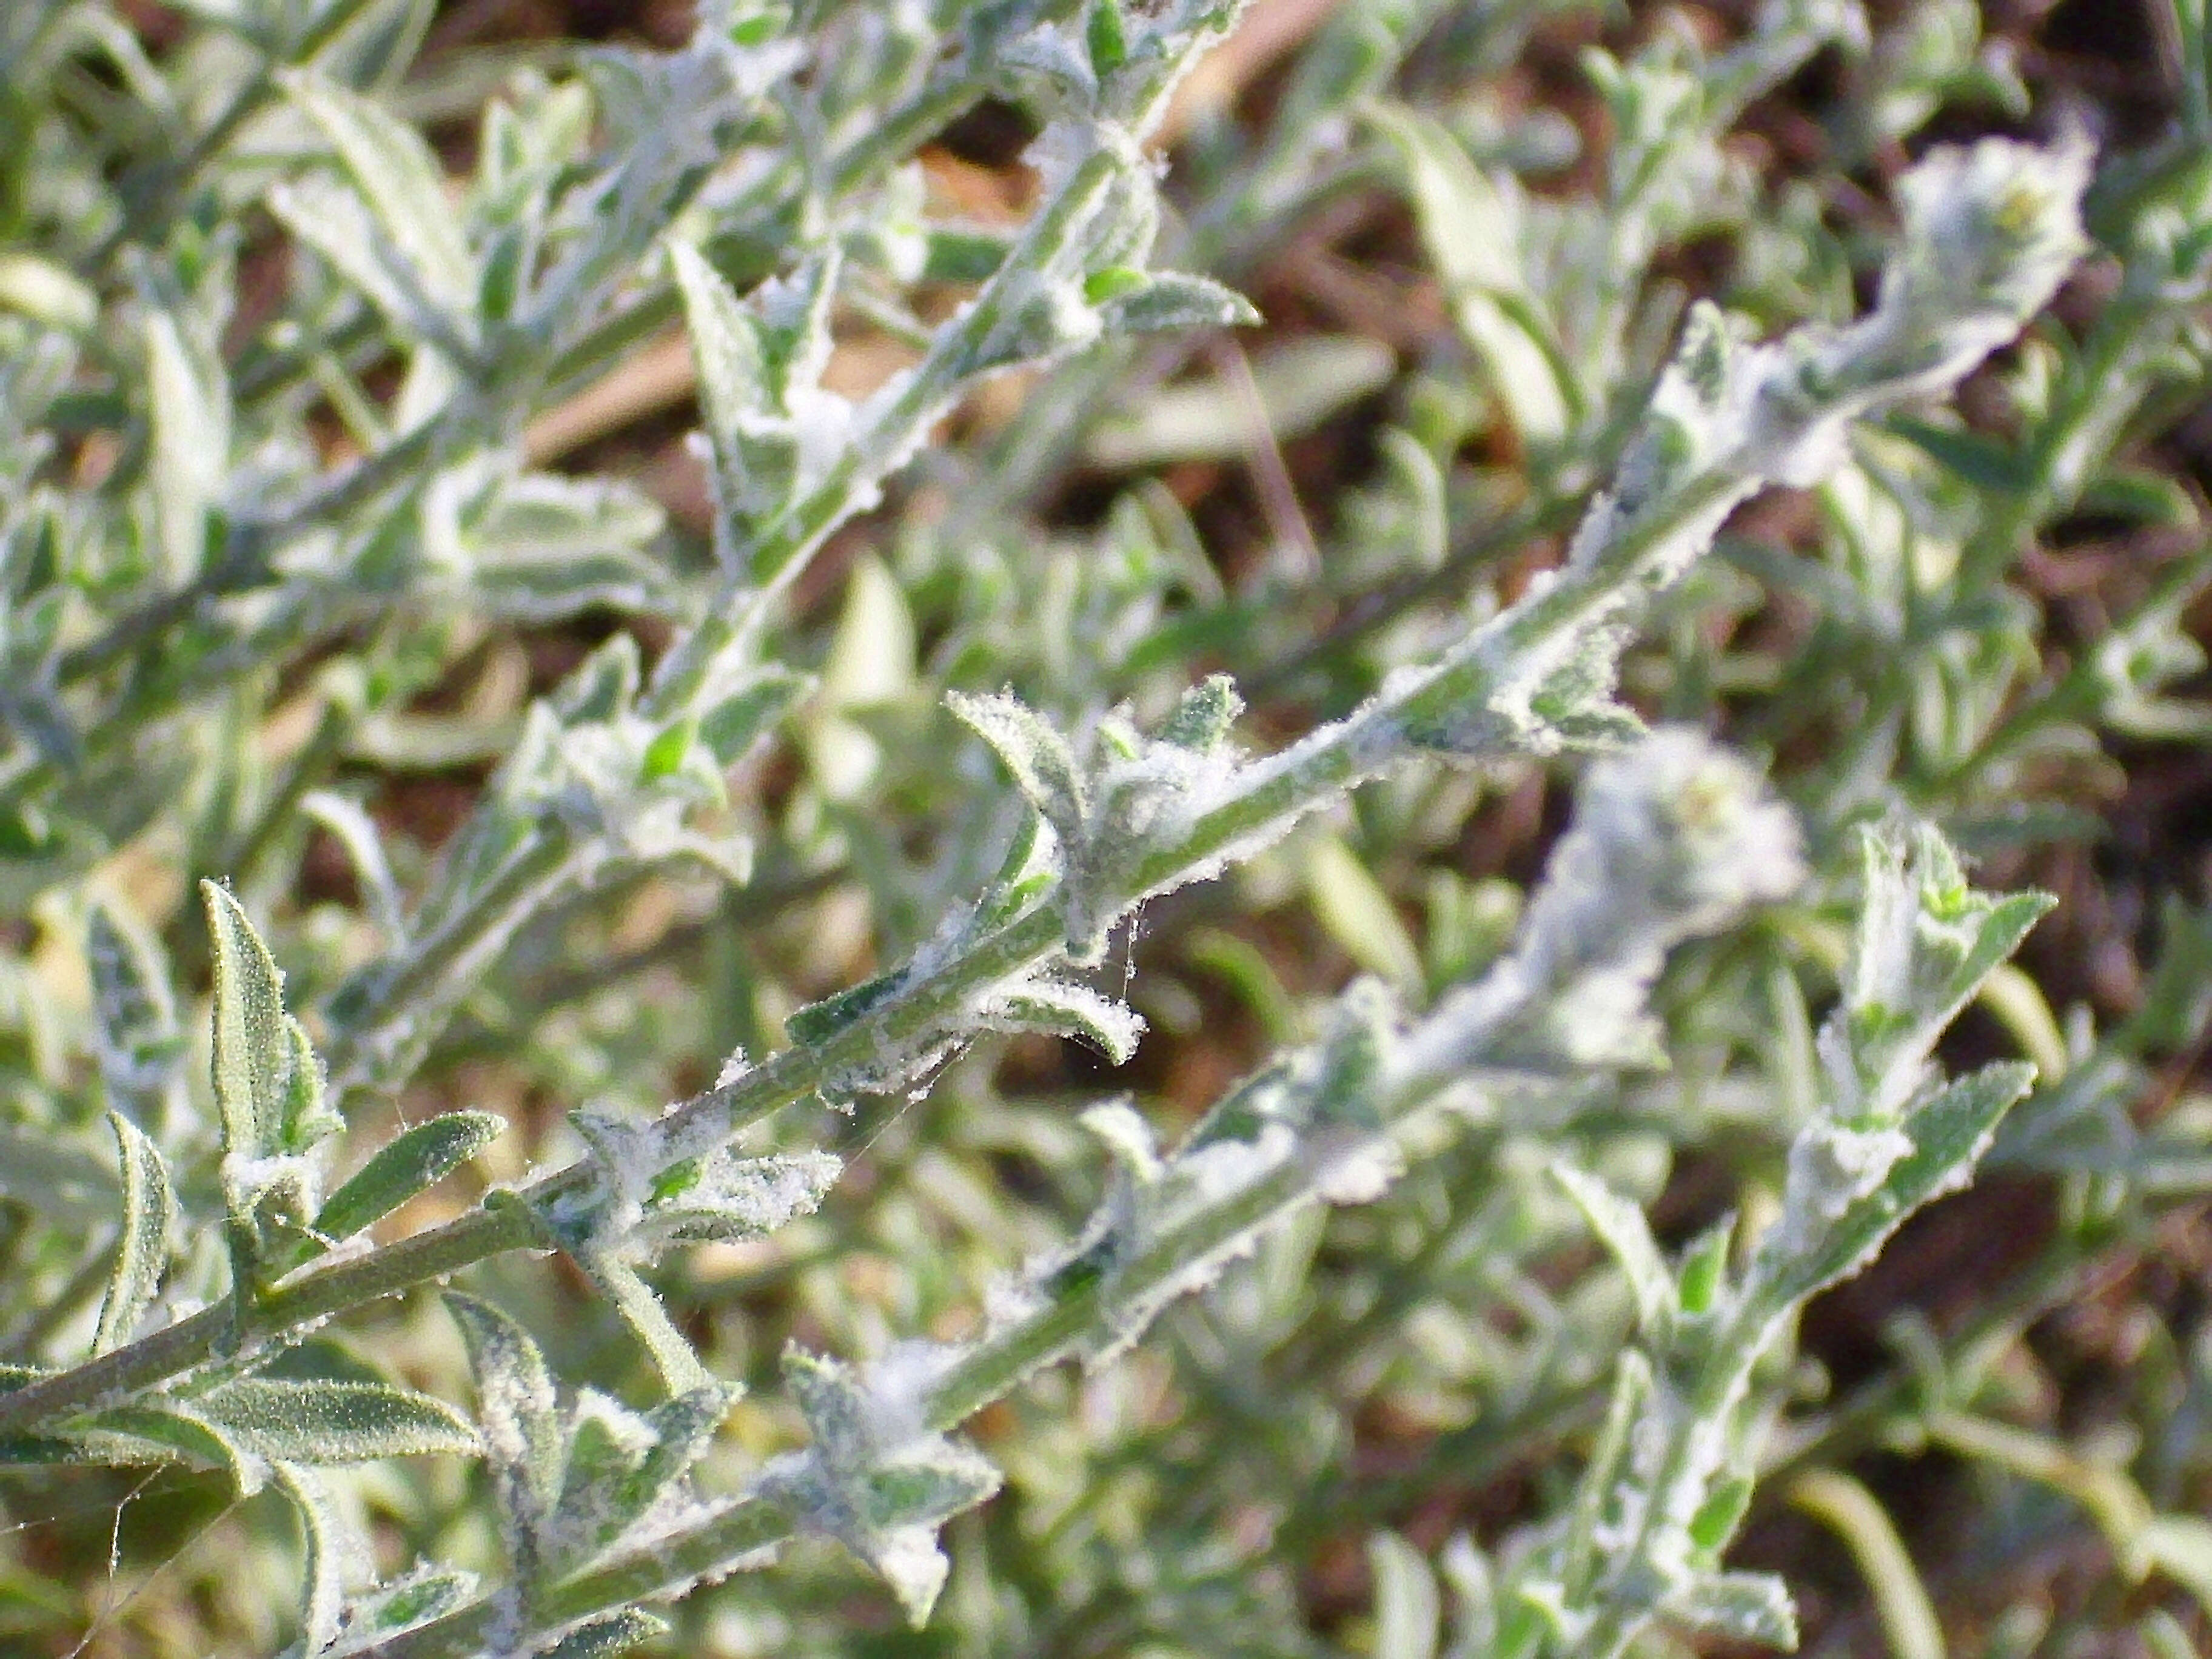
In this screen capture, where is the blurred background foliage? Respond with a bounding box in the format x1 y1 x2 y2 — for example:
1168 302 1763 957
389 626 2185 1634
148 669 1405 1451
0 0 2208 1654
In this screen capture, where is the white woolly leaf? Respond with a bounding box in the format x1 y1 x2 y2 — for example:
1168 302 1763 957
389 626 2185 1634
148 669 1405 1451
448 1293 563 1578
550 1383 740 1576
947 691 1087 843
203 880 292 1163
638 1149 842 1247
93 1111 173 1356
763 1348 1002 1625
271 1461 372 1657
977 976 1145 1065
1551 1164 1671 1339
1091 269 1260 336
325 1566 481 1657
531 1607 668 1659
269 176 472 356
1755 1060 2035 1310
1663 1572 1800 1647
278 70 480 322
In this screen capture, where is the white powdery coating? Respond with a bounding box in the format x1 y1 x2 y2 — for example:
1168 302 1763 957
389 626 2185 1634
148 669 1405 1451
1082 1098 1165 1183
1816 1016 1928 1127
1156 1125 1300 1233
635 1150 842 1251
1118 718 1388 917
1768 1121 1914 1262
852 364 935 484
1925 1116 2004 1202
1082 742 1244 947
1023 118 1104 200
640 1092 746 1181
756 1348 1000 1623
223 1148 325 1220
536 1389 655 1567
578 1491 740 1594
1403 729 1800 1081
1524 728 1803 980
713 1047 750 1090
970 973 1147 1064
1092 1221 1273 1368
1886 131 2094 341
561 1108 659 1242
1304 1128 1404 1207
1848 833 1923 1023
1643 1404 1754 1588
1398 958 1533 1082
326 1564 484 1658
1747 133 2092 484
1081 1121 1304 1365
703 1152 840 1230
859 1341 964 1446
982 1267 1051 1335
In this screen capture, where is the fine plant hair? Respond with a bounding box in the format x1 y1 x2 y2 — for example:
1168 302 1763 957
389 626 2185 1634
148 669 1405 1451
2 2 2210 1657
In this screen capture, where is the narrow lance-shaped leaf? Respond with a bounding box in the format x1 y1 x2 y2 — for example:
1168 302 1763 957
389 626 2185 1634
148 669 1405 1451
144 302 230 582
532 1609 669 1659
299 790 409 943
1550 1164 1670 1339
1369 1531 1445 1659
1560 1350 1652 1601
1755 1059 2039 1310
73 1401 261 1490
1088 268 1261 335
187 1378 480 1463
93 1111 173 1356
548 1384 739 1576
268 175 470 355
314 1111 504 1244
277 70 480 318
1369 103 1575 447
1834 826 2056 1123
203 880 290 1160
271 1460 371 1656
572 1248 714 1395
447 1292 564 1586
632 1148 841 1248
324 1566 481 1658
1663 1574 1800 1649
669 238 771 562
280 1014 343 1155
946 691 1087 845
976 974 1145 1064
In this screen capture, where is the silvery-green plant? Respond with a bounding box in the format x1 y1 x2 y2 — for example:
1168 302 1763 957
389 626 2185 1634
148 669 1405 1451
2 2 2209 1656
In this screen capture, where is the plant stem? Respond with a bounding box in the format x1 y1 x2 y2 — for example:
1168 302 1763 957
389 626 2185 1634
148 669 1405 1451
641 140 1133 722
0 455 1739 1439
1566 1300 1774 1659
344 834 1673 1658
0 1199 541 1439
